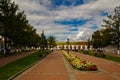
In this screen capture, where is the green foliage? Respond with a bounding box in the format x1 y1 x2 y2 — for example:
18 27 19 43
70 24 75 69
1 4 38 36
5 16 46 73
57 42 87 45
87 38 91 49
105 55 120 63
0 0 41 47
47 36 56 48
92 6 120 49
92 30 105 48
82 50 89 54
102 6 120 50
39 50 52 58
39 31 48 50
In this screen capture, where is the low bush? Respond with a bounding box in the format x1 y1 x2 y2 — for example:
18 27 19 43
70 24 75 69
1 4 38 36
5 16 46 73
39 50 52 58
83 50 89 54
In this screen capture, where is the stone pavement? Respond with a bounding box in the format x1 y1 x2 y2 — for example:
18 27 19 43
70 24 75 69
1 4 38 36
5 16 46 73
13 50 120 80
13 50 73 80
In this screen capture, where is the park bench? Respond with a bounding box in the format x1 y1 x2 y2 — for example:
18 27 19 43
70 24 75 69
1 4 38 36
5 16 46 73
94 49 105 58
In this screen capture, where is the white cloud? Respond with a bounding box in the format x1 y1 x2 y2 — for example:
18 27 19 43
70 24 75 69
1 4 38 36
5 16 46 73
12 0 120 41
76 31 84 39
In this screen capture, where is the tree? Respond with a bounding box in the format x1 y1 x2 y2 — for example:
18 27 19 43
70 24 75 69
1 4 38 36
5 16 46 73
101 28 113 46
0 0 19 51
87 38 91 50
40 30 48 50
47 36 56 49
102 6 120 54
92 30 103 49
0 0 40 49
0 0 19 34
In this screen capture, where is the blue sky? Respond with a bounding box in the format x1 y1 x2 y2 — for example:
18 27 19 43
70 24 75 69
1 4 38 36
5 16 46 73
12 0 120 41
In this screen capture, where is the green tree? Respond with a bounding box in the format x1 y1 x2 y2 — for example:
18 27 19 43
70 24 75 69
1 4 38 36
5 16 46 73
40 31 48 50
0 0 19 36
92 30 105 49
0 0 19 50
47 36 56 49
0 0 40 49
32 33 41 47
101 28 113 46
87 38 91 50
102 6 120 54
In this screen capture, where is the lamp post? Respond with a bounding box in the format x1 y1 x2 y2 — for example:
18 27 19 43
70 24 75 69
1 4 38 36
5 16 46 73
3 36 6 55
117 36 120 54
0 36 5 54
67 38 69 54
100 32 103 50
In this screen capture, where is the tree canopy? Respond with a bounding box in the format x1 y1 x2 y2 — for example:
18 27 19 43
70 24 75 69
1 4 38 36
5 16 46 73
0 0 40 48
48 36 56 49
92 6 120 51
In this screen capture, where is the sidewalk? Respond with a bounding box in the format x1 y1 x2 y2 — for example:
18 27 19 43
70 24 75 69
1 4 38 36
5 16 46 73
13 50 120 80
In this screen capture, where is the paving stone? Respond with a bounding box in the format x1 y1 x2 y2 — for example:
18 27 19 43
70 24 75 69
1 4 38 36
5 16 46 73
6 50 120 80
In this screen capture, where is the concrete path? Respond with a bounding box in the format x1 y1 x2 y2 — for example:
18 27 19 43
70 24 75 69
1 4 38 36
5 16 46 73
13 50 120 80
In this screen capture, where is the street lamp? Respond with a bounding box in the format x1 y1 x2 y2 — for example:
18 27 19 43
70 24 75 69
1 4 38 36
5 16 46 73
100 32 103 50
67 38 69 54
0 36 5 54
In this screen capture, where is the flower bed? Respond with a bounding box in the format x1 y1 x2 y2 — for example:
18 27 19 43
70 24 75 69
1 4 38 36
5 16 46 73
62 51 98 71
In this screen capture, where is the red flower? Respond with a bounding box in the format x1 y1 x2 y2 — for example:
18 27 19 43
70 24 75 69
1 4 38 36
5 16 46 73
81 60 87 64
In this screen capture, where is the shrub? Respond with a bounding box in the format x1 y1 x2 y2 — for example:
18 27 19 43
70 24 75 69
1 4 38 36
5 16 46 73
39 50 51 58
83 50 89 54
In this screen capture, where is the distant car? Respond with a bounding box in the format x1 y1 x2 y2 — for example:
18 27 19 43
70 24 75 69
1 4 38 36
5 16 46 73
0 48 4 53
0 48 2 51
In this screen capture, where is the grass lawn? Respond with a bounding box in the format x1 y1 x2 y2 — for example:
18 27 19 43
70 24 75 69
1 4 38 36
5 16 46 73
105 54 120 63
0 50 51 80
78 50 120 63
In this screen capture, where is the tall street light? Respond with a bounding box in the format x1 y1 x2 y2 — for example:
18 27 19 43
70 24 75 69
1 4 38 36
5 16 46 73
67 38 69 54
0 36 5 54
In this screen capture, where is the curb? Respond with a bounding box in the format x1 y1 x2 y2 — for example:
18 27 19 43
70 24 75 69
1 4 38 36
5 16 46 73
61 53 77 80
8 52 52 80
8 60 40 80
62 52 100 73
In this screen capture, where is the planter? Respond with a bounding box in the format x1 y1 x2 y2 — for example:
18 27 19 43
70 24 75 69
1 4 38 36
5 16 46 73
62 51 98 71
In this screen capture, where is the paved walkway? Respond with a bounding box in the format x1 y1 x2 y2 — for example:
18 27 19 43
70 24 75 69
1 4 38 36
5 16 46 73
13 50 72 80
13 50 120 80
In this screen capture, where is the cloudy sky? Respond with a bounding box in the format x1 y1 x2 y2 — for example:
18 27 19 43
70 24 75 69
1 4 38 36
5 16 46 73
12 0 120 42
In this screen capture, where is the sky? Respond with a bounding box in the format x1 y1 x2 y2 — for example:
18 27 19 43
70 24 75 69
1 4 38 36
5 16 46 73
12 0 120 42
